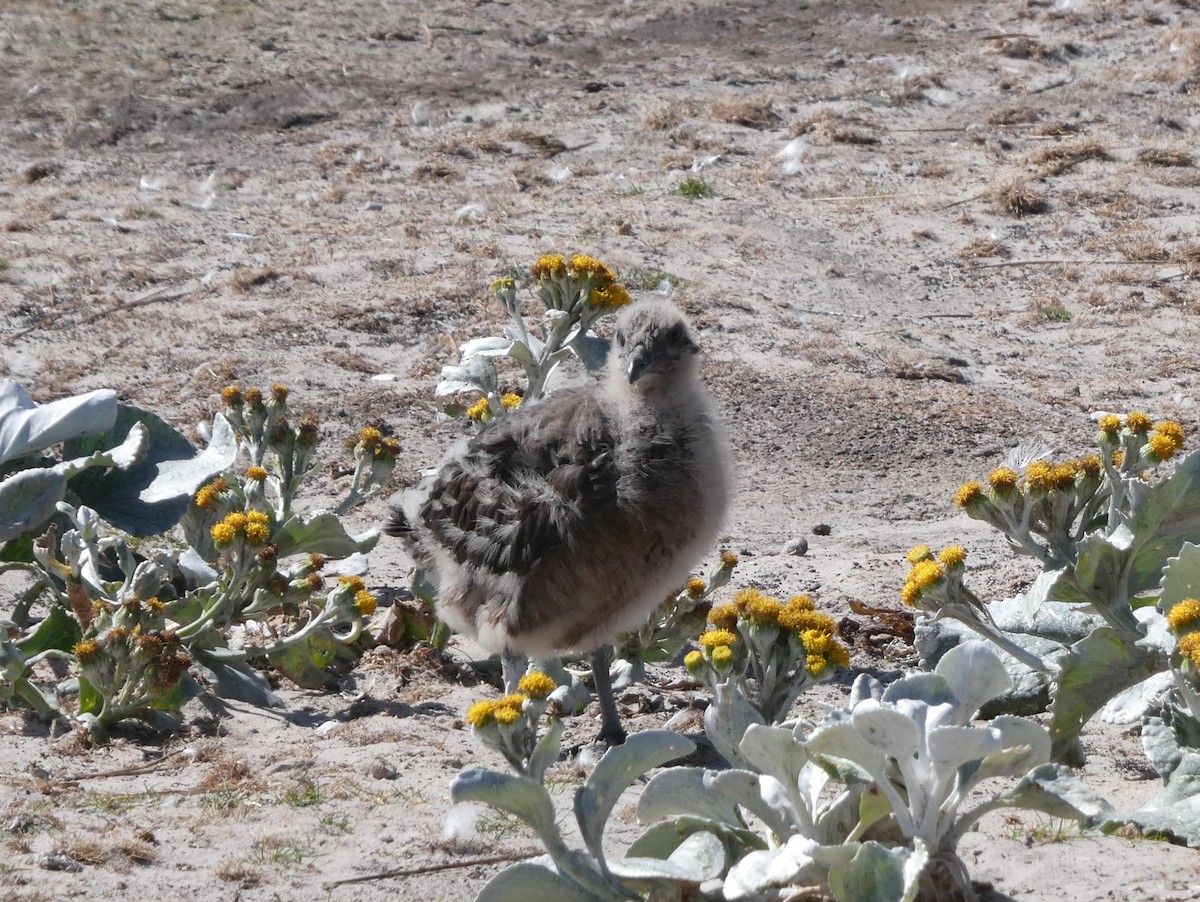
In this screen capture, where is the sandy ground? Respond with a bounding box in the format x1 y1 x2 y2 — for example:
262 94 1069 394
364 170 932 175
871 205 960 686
3 0 1200 898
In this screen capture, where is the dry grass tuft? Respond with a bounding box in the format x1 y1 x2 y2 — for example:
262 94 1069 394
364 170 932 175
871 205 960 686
412 158 462 181
643 102 695 132
1138 147 1195 168
790 109 879 145
57 835 108 866
230 267 280 293
200 753 261 793
987 105 1041 126
710 95 780 130
959 237 1009 259
1027 137 1110 175
1120 239 1171 262
985 34 1060 61
215 860 262 884
990 178 1048 216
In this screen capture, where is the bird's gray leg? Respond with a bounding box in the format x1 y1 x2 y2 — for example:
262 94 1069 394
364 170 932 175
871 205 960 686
501 648 528 693
591 645 627 745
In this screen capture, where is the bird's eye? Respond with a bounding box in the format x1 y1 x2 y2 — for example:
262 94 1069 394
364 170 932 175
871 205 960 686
615 330 626 346
666 323 684 341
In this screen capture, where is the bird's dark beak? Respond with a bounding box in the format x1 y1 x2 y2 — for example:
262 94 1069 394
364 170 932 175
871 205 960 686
626 344 652 383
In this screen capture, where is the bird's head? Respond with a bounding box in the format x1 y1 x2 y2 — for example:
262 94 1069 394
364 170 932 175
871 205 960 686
608 300 700 395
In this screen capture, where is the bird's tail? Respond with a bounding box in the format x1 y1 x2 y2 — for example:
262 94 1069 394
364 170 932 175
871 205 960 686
382 505 413 539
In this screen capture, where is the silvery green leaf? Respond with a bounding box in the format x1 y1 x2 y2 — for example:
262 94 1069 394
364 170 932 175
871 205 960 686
575 731 694 867
1048 627 1162 762
974 716 1051 779
934 640 1013 720
1100 671 1172 723
0 469 66 542
636 767 744 827
1141 715 1180 778
568 332 611 372
460 336 514 357
927 725 1003 778
475 858 610 902
722 834 823 900
879 672 951 709
452 768 560 841
609 830 726 883
848 672 884 708
64 404 200 536
608 656 641 690
1000 763 1113 823
505 326 545 358
1126 448 1200 595
190 649 281 707
852 706 920 761
1134 606 1175 657
1097 748 1200 846
827 839 927 902
704 679 765 768
436 355 498 397
713 769 795 839
624 822 687 861
804 721 888 784
0 380 117 467
526 716 564 785
175 547 218 586
1159 542 1200 609
140 414 237 503
273 512 379 558
55 421 148 478
1070 534 1140 630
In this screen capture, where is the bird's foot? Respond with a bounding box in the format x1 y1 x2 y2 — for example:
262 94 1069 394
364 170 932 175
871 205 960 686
595 722 628 747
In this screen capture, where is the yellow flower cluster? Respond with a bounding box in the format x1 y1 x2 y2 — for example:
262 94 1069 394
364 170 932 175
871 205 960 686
701 588 848 674
698 628 738 648
465 393 523 423
246 466 268 481
1168 598 1200 632
1180 634 1200 668
1159 595 1200 671
517 671 557 700
530 254 567 281
590 283 632 310
465 397 490 421
953 481 984 508
1124 412 1152 433
211 509 271 546
1098 413 1185 462
354 591 377 616
338 576 377 616
1147 420 1185 462
938 545 967 567
901 545 958 606
195 476 228 511
466 693 527 728
566 254 617 282
686 577 707 598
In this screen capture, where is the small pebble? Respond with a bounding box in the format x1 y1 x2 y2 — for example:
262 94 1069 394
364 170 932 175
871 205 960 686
39 853 82 873
369 758 398 780
782 537 808 556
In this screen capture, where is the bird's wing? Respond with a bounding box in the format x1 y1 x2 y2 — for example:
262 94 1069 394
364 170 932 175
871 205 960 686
418 388 620 577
